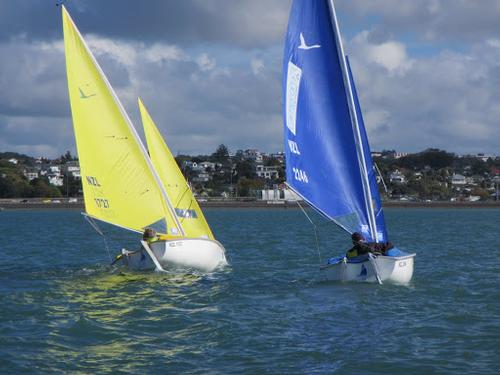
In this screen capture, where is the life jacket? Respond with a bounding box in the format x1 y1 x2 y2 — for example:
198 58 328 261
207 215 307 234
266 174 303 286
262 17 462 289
346 248 358 258
145 235 159 244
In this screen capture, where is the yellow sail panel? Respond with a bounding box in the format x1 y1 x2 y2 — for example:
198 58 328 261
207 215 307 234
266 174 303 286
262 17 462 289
138 98 214 239
62 7 181 236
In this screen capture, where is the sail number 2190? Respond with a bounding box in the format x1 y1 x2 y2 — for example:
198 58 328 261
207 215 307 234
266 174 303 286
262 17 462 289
292 167 309 183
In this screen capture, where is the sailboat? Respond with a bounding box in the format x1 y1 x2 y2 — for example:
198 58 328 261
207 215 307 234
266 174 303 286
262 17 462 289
62 6 227 272
283 0 415 283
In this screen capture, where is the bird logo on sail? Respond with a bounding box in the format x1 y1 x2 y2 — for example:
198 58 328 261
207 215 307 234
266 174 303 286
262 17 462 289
78 84 96 99
298 33 321 50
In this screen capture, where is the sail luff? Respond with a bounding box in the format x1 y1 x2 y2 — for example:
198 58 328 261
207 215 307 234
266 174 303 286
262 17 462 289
326 0 378 241
346 56 389 242
62 5 184 236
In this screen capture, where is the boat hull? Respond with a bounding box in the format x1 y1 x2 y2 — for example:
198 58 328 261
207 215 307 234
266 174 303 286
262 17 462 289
121 238 227 272
321 252 416 284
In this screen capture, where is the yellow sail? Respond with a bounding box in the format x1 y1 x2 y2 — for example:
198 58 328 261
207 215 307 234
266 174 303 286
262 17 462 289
138 98 214 239
62 7 182 236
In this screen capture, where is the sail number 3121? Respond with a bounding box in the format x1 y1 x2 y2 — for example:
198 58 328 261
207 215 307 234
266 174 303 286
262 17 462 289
292 167 309 183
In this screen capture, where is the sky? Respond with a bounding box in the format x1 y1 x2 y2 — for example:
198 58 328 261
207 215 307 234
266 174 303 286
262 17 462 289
0 0 499 158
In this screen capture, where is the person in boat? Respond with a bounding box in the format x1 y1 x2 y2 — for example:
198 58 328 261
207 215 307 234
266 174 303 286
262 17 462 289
346 232 393 259
142 228 171 243
111 228 163 265
142 228 159 243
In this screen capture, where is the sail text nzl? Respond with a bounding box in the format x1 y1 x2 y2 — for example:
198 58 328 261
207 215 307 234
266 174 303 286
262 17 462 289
86 176 101 187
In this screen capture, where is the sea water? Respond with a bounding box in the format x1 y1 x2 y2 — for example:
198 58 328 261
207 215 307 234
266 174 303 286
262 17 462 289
0 208 499 374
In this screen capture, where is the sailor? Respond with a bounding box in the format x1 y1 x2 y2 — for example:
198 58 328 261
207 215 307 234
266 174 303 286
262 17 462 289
142 228 159 243
346 232 393 259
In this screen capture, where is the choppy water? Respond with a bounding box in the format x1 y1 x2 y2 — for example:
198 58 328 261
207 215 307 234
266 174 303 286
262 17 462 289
0 208 499 374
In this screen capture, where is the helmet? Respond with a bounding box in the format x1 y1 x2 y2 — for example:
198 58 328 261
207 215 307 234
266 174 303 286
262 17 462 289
351 232 364 242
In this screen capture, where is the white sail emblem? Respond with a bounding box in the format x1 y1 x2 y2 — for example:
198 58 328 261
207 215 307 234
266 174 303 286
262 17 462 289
286 61 302 136
298 33 321 50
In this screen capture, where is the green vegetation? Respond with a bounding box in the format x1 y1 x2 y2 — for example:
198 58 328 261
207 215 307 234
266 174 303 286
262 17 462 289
0 147 498 201
375 149 499 201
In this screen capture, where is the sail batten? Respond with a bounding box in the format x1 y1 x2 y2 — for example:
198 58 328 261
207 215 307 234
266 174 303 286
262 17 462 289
62 6 181 236
283 0 388 242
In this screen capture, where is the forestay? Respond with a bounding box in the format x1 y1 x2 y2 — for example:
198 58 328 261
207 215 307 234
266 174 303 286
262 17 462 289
62 7 181 236
138 99 214 240
283 0 388 242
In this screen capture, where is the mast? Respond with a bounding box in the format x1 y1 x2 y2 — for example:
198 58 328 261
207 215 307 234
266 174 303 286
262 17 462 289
326 0 378 241
62 6 185 236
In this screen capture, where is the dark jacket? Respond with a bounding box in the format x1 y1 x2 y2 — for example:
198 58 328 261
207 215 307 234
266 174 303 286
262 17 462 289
346 241 393 258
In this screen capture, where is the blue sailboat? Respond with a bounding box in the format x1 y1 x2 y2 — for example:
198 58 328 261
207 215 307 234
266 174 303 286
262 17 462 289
283 0 415 283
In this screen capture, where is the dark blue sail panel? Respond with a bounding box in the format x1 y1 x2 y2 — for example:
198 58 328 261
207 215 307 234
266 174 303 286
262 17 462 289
283 0 378 240
347 57 388 242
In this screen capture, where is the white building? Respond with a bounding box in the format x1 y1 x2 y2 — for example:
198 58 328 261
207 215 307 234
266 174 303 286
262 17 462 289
260 187 301 202
62 162 81 179
475 153 495 162
256 164 279 179
49 165 61 174
393 152 409 159
48 175 64 186
389 170 406 184
244 149 263 163
451 174 467 185
199 161 218 170
193 172 210 183
8 158 18 165
23 169 39 181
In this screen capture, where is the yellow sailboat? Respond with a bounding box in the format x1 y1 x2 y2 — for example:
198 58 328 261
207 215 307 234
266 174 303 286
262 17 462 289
62 6 227 272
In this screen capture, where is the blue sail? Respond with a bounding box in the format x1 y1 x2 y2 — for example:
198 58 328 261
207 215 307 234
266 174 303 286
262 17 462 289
347 57 388 242
283 0 387 242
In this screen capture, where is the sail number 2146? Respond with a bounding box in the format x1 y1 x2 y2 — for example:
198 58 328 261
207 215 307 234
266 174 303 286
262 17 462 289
292 167 309 183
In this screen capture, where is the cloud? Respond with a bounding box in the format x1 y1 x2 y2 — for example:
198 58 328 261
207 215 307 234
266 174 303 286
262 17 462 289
143 44 187 64
339 0 500 44
0 0 291 47
196 53 216 71
0 0 499 159
352 31 414 76
348 33 500 154
251 58 265 76
0 27 284 158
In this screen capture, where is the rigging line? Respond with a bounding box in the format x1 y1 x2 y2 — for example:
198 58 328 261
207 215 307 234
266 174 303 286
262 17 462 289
296 200 323 265
374 162 389 195
84 214 113 263
175 185 191 208
176 186 192 223
285 183 352 235
171 185 194 224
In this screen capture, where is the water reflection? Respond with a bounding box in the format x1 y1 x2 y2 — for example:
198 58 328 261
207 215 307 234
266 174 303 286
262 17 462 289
40 267 226 373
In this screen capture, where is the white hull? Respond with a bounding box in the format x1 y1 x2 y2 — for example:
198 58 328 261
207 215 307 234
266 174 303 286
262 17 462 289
321 253 416 284
121 238 227 272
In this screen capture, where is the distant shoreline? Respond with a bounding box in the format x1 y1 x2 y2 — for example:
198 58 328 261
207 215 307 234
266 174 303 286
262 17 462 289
0 199 499 211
